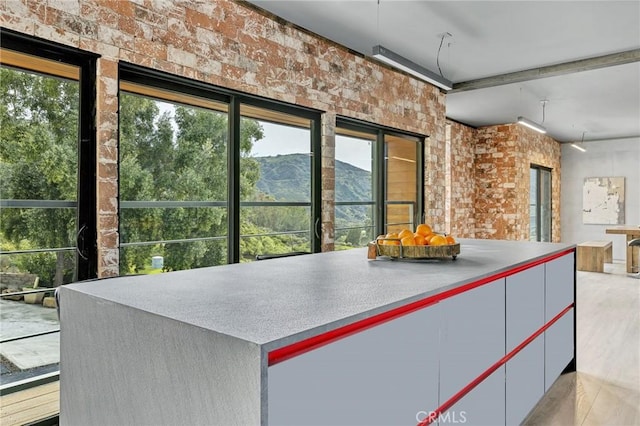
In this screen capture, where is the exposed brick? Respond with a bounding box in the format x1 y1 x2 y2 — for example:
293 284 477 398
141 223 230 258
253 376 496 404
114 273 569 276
474 124 561 242
2 0 450 268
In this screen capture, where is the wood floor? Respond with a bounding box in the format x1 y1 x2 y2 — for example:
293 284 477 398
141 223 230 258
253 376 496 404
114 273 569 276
524 261 640 426
0 380 59 425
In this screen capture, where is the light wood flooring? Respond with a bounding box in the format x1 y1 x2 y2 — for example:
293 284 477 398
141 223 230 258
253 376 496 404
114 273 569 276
0 380 59 425
524 261 640 426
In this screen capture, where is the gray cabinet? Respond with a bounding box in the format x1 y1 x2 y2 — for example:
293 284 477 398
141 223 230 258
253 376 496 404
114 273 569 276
506 264 545 352
439 278 505 404
444 366 506 426
504 265 545 425
544 253 575 390
545 308 574 391
545 254 574 322
268 303 440 425
506 335 544 425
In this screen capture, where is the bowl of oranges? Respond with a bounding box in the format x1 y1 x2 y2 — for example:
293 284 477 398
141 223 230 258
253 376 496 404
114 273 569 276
369 224 460 260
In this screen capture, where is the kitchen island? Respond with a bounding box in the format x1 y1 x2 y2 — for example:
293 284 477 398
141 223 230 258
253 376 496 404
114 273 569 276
59 239 575 425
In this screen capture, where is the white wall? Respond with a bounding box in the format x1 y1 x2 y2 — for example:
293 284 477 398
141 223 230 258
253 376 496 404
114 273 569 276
561 137 640 260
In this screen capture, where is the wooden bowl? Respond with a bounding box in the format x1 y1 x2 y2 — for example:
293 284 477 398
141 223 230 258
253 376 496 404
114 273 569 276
372 238 460 260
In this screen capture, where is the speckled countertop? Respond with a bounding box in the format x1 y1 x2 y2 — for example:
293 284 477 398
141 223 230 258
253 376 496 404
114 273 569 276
62 239 574 351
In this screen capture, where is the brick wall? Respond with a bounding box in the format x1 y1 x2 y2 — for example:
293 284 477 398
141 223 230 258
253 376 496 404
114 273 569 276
517 125 562 242
2 0 562 274
446 120 477 238
1 0 446 276
474 124 561 241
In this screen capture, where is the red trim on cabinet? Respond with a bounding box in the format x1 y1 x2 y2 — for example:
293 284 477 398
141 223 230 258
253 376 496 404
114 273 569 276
268 248 575 366
268 298 439 366
418 303 575 426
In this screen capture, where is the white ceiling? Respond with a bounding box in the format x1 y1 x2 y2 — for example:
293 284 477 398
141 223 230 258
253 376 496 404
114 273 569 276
249 0 640 143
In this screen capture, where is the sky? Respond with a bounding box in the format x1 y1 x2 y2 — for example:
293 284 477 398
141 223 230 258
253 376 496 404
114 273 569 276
253 122 373 172
155 101 373 172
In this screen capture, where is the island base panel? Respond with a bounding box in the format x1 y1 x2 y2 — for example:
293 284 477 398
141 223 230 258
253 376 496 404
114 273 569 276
59 289 262 426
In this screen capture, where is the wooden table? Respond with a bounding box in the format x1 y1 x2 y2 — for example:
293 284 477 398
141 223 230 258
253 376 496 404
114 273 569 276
606 225 640 273
577 240 613 272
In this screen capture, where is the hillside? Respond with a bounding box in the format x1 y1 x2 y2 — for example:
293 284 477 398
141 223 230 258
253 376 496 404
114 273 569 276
255 154 372 225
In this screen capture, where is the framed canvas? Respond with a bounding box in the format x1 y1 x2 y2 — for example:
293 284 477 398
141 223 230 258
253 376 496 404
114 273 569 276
582 177 625 224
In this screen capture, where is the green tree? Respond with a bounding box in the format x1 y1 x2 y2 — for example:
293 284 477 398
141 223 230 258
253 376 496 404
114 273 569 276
1 68 311 279
118 94 266 272
0 68 78 286
345 228 362 246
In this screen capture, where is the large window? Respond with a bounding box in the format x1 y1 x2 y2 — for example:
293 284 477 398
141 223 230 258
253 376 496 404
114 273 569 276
239 105 316 261
118 65 321 270
118 85 230 274
0 31 97 390
335 127 375 249
385 133 421 234
335 119 424 248
530 165 552 242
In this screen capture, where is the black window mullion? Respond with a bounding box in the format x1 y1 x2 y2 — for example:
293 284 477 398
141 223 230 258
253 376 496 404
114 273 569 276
228 97 241 263
376 130 386 235
76 57 98 280
416 139 425 226
537 170 542 242
311 117 322 253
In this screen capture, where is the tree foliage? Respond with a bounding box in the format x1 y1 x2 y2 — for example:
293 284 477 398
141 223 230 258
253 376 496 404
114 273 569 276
0 68 78 285
118 93 301 271
1 66 321 282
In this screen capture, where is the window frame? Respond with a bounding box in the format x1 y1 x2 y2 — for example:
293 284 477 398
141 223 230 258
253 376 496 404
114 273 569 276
0 29 99 280
118 63 323 265
336 117 425 239
530 164 553 242
0 29 99 394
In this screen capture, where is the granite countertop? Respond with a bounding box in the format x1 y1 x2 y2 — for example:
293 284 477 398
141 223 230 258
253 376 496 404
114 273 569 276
62 239 574 350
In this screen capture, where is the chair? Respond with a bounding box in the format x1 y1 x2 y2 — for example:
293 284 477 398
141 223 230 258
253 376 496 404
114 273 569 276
629 238 640 279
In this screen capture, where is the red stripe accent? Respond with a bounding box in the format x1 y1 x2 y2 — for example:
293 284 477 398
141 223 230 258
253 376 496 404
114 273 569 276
268 248 575 366
419 303 574 426
268 298 438 365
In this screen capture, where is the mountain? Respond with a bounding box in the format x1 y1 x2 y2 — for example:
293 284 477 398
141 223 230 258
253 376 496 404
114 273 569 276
254 154 372 225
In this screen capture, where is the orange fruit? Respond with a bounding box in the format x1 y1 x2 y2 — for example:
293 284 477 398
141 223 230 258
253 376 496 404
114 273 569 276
430 235 447 246
424 233 436 245
401 236 416 246
445 235 456 245
384 232 400 245
415 224 433 237
414 233 427 246
398 229 414 240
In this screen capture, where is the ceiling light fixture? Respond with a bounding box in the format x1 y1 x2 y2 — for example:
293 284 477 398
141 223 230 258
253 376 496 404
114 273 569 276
517 116 546 134
571 132 587 152
517 100 547 134
372 45 453 91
